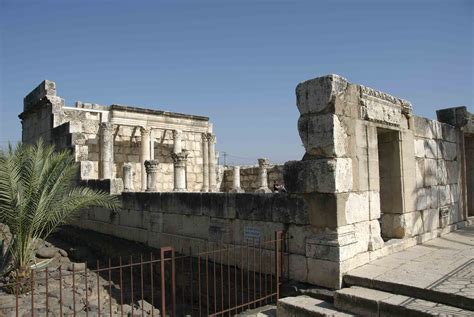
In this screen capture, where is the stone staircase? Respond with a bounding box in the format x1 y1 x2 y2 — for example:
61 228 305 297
277 277 474 316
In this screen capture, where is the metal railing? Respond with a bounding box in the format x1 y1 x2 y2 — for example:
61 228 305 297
3 231 285 316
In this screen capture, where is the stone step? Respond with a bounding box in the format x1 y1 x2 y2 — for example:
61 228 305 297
334 286 474 317
237 304 277 316
277 295 356 317
344 272 474 311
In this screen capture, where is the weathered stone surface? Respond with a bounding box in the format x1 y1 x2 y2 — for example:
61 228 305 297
284 158 353 194
277 295 355 317
36 246 58 258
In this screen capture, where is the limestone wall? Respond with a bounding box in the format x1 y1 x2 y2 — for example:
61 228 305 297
221 165 284 192
409 116 463 235
73 192 313 282
284 74 470 288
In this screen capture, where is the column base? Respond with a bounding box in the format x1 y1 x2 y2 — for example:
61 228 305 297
230 187 244 193
173 188 187 192
255 187 272 193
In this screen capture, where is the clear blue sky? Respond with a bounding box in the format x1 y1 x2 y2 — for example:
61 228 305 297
1 0 472 164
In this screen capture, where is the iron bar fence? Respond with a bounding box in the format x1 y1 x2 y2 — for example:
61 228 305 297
1 231 285 316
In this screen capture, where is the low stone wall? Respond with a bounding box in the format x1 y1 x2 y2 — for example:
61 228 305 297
221 165 284 192
73 192 319 284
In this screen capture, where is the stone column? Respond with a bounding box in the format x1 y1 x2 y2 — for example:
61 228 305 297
100 122 114 179
172 151 189 192
208 134 217 192
122 163 133 191
230 165 244 193
173 130 183 154
255 158 271 193
144 160 159 192
140 127 151 191
202 133 210 192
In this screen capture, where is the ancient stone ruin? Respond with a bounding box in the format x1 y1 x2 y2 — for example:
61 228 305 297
18 75 474 290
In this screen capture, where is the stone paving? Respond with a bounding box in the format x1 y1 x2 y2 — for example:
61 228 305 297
345 225 474 310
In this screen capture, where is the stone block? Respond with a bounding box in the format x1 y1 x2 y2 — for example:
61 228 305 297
436 159 448 185
415 187 428 211
283 158 353 194
344 192 370 224
441 123 458 142
161 192 203 216
446 161 459 184
429 186 439 209
424 159 437 187
295 74 350 115
381 211 423 239
305 228 358 262
307 258 343 289
287 225 316 255
149 212 162 233
438 185 451 207
424 139 438 159
439 141 458 161
235 194 272 221
298 113 349 158
368 191 381 220
270 194 309 224
414 138 425 158
422 209 439 232
202 193 236 219
413 116 433 138
80 160 95 180
119 209 147 229
288 254 308 282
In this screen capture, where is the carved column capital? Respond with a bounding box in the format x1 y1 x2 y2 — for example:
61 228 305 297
172 151 189 166
172 129 183 140
140 126 151 136
144 159 159 173
100 122 115 134
202 133 211 142
258 158 270 169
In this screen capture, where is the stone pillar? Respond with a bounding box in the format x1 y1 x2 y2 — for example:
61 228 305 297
122 163 133 191
202 133 210 192
144 160 159 192
100 122 114 179
255 158 272 193
140 127 151 191
230 165 244 193
208 134 217 192
172 151 189 192
283 74 388 289
172 130 182 154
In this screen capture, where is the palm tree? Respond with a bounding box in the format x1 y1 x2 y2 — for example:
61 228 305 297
0 140 120 282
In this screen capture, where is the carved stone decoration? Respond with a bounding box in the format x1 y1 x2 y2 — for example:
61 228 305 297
359 85 412 127
144 159 159 192
255 158 271 193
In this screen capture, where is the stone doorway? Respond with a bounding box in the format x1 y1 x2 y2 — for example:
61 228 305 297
377 128 403 240
465 134 474 216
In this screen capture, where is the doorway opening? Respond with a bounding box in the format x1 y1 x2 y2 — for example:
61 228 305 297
377 128 403 240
